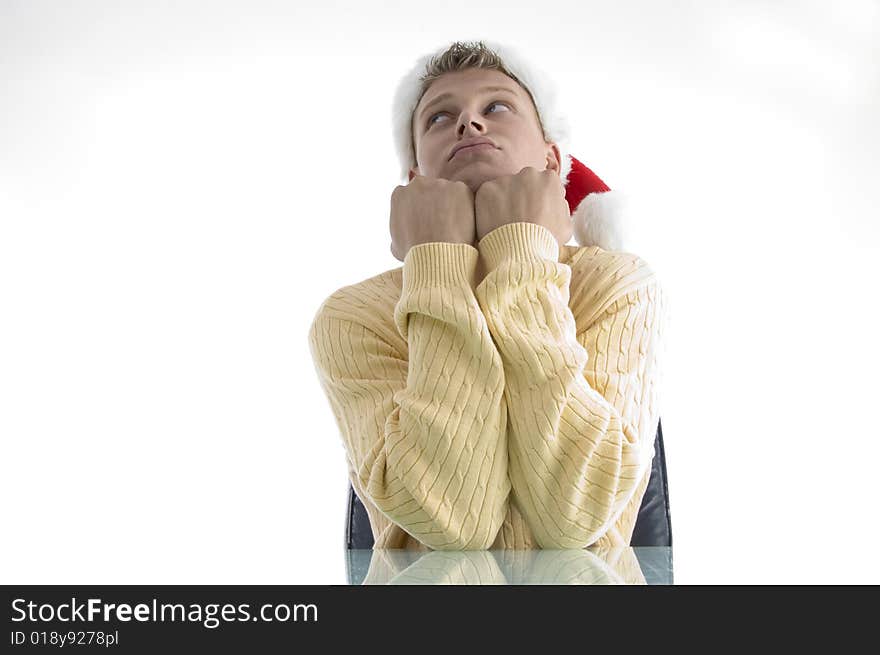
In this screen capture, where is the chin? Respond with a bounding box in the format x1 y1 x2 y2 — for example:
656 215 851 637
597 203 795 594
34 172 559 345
452 167 505 193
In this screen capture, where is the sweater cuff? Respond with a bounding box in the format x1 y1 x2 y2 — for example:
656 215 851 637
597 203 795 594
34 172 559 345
402 241 480 291
478 222 559 271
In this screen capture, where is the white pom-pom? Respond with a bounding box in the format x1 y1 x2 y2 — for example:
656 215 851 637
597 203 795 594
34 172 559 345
572 190 628 251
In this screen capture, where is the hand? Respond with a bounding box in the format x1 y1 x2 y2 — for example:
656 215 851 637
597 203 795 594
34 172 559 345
390 175 477 262
474 166 572 249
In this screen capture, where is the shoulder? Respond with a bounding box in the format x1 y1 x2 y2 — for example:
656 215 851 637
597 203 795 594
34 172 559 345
308 266 406 353
560 244 663 328
561 243 659 290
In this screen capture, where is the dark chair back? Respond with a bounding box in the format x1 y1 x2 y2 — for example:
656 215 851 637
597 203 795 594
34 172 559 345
347 419 672 548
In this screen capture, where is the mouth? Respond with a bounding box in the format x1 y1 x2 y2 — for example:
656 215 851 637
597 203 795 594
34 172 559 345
449 142 499 161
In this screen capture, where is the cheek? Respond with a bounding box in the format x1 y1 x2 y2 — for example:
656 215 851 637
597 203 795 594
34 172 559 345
419 136 445 168
509 141 541 167
529 139 551 166
504 125 542 160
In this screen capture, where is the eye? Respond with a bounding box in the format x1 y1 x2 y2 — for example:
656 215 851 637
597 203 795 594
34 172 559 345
427 112 449 127
486 101 510 114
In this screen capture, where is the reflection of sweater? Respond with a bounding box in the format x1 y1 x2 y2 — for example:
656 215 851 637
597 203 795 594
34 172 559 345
362 548 647 585
308 221 667 550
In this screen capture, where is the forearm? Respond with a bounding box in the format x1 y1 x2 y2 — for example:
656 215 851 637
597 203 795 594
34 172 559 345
383 242 510 548
310 241 510 550
475 222 664 548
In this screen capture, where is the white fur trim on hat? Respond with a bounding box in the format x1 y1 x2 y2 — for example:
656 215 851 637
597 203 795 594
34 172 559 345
392 40 571 183
572 190 628 251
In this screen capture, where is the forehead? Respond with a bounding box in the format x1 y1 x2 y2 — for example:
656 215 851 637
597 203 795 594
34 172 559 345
416 68 528 109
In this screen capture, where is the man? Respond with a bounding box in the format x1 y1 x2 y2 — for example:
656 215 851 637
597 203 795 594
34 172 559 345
308 40 667 551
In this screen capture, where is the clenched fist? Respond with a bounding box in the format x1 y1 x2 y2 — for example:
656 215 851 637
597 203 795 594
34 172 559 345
474 166 573 249
390 175 477 262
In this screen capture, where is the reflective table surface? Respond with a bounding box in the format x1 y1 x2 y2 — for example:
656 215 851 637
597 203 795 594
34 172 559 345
346 547 673 585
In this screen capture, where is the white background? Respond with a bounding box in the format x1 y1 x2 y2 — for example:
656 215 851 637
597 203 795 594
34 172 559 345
2 0 878 584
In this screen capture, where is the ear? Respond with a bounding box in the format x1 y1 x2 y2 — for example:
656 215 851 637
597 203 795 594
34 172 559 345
545 143 562 176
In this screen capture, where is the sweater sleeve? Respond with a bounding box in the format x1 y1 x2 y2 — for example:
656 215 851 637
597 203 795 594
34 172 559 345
474 222 666 549
308 242 510 550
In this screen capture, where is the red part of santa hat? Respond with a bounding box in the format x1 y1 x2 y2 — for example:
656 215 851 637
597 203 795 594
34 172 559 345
565 156 609 213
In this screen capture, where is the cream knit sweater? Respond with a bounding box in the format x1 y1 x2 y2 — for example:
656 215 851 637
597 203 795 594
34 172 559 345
308 221 667 550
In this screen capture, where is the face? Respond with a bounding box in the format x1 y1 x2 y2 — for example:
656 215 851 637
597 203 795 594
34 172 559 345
409 68 561 193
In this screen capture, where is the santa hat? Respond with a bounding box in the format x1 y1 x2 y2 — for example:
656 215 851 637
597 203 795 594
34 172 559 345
392 39 627 251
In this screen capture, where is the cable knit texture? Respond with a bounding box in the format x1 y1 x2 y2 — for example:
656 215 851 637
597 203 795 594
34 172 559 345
308 221 666 550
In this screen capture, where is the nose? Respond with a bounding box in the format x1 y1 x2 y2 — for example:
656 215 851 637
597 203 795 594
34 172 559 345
457 110 484 136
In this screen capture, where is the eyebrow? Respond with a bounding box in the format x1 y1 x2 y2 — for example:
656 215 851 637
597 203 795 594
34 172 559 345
417 85 520 123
